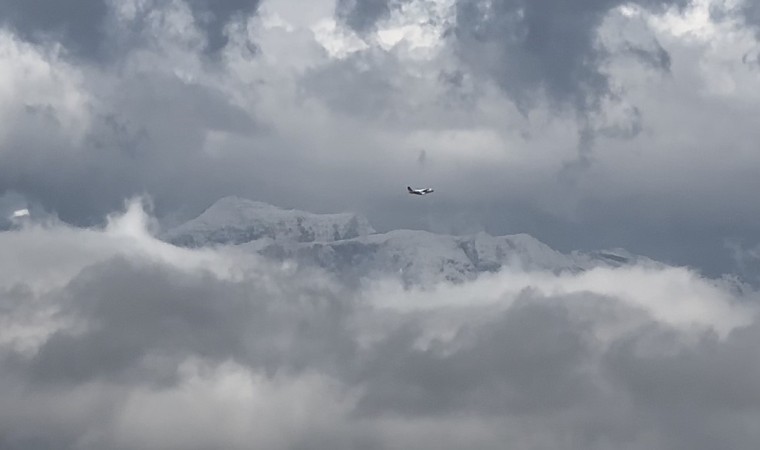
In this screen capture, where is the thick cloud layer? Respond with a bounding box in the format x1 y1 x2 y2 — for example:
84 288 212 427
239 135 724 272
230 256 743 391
1 200 760 449
0 0 261 59
740 0 760 37
0 0 110 59
184 0 262 53
336 0 686 111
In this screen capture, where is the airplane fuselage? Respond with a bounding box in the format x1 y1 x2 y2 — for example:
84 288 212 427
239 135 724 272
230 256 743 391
407 186 434 195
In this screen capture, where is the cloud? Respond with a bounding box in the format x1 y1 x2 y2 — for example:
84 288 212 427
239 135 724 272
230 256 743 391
451 0 689 112
739 0 760 37
0 27 262 225
0 0 111 60
336 0 396 33
1 200 760 449
352 297 596 417
0 0 261 60
184 0 262 54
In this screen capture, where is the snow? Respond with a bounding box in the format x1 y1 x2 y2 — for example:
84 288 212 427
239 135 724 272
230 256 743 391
164 196 652 287
163 196 375 247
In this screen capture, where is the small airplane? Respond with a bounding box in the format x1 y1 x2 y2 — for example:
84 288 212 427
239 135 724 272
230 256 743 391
407 186 434 195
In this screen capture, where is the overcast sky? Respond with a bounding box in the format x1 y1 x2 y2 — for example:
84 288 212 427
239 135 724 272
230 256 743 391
3 1 760 448
0 0 759 274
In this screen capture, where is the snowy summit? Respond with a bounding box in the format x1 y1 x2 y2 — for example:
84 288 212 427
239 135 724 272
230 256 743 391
164 196 375 247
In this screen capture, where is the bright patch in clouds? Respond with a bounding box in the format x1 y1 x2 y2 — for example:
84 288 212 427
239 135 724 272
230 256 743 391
0 32 90 142
312 18 370 58
367 264 751 337
376 0 453 53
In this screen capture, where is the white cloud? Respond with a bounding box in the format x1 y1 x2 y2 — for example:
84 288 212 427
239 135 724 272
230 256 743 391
364 263 752 339
0 31 91 144
312 18 370 58
112 360 355 450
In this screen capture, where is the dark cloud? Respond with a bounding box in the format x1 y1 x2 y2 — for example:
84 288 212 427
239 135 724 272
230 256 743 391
451 0 688 112
16 258 255 386
336 0 397 33
3 236 760 449
353 296 595 417
184 0 261 53
445 0 685 208
603 321 760 450
0 0 110 59
740 0 760 37
0 73 257 226
623 40 672 72
6 256 356 387
333 0 681 112
0 0 261 59
356 294 760 449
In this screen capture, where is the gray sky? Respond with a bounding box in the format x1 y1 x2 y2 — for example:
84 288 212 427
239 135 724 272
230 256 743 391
1 0 760 275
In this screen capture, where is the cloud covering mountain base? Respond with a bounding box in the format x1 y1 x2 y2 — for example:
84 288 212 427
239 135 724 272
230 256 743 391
1 199 759 449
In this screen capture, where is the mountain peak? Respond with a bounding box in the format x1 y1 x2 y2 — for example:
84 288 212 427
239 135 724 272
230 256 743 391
163 196 650 287
207 196 281 211
163 196 376 247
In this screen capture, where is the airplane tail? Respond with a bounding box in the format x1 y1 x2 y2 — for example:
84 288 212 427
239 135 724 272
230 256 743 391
407 186 413 193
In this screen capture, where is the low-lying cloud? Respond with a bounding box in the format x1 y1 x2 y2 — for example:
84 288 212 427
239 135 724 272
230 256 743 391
1 199 759 449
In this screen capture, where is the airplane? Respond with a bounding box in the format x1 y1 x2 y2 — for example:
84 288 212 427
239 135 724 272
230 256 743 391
407 186 434 195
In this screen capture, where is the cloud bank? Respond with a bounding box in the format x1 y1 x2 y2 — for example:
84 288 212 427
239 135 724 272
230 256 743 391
1 199 759 449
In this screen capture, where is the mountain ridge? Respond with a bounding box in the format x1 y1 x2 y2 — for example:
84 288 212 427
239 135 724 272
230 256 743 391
162 196 652 286
164 196 376 247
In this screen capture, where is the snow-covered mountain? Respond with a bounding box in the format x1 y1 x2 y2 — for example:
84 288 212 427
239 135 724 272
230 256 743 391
163 197 651 286
164 196 375 247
